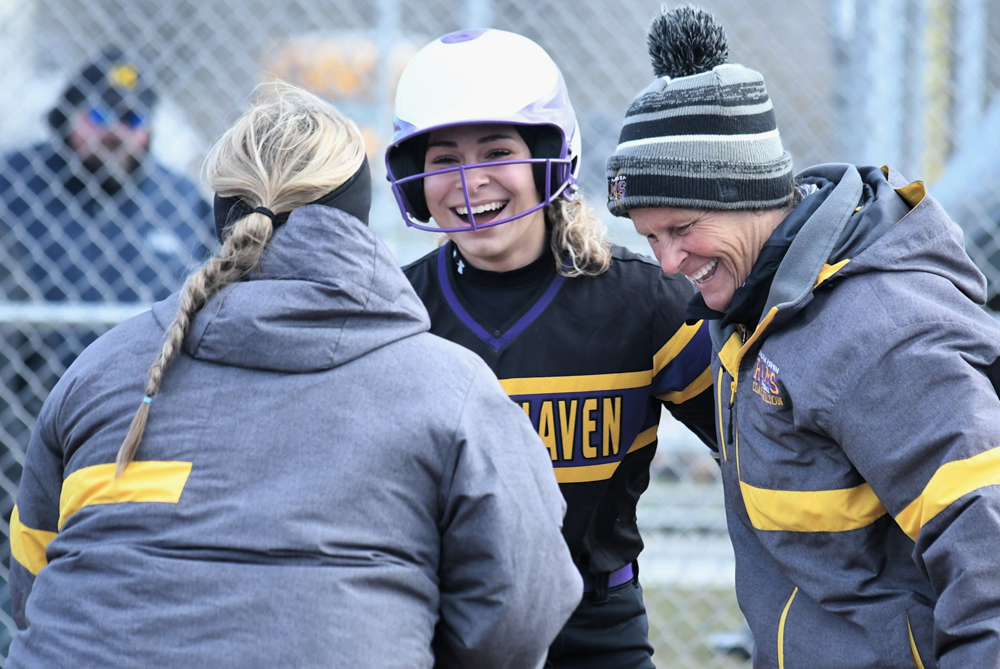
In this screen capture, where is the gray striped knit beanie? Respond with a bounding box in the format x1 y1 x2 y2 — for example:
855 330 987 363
607 5 793 217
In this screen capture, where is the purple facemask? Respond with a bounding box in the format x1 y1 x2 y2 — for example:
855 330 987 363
387 154 575 232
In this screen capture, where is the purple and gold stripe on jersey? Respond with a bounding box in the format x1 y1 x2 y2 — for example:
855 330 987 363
499 319 711 484
653 320 713 403
501 380 677 484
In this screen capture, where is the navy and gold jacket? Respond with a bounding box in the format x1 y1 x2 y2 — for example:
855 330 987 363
713 164 1000 668
405 242 716 576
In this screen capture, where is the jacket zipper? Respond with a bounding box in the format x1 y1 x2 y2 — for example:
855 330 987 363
726 325 748 445
716 368 728 461
727 379 736 445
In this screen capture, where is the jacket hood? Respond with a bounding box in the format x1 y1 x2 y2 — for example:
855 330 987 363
763 164 987 323
833 165 987 304
152 204 429 373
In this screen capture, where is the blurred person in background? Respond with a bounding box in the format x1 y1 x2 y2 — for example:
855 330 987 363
0 45 213 648
385 29 717 669
0 45 213 440
0 45 211 304
608 6 1000 668
7 81 580 669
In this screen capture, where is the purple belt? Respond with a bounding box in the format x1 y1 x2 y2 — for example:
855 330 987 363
581 562 634 592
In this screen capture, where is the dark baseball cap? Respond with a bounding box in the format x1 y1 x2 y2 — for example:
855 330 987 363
48 46 158 131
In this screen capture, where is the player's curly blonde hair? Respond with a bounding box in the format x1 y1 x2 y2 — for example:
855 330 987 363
115 80 366 477
547 193 611 277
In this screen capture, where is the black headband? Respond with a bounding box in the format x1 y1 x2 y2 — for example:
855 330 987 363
213 155 372 243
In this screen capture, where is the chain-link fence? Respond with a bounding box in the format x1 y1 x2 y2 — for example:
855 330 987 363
2 0 1000 665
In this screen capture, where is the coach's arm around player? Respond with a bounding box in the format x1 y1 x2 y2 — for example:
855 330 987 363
6 81 580 669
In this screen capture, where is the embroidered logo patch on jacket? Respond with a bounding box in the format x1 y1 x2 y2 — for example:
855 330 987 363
752 352 784 407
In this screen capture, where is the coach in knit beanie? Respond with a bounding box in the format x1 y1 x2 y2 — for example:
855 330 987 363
606 5 793 216
603 7 1000 669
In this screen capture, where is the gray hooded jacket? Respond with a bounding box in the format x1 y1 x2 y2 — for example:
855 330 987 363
712 165 1000 669
8 205 581 668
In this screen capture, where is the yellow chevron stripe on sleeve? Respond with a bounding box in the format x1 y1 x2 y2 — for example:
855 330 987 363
657 365 712 404
653 321 702 375
895 446 1000 540
10 505 58 576
740 480 886 532
59 461 192 530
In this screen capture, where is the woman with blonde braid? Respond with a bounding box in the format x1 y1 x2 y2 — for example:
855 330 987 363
7 82 580 669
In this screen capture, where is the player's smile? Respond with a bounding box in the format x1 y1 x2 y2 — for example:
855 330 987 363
423 123 546 272
453 199 510 225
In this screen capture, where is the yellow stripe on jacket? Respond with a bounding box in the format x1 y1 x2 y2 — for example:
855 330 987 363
741 481 886 532
59 460 193 529
10 506 58 576
895 446 1000 540
12 461 193 574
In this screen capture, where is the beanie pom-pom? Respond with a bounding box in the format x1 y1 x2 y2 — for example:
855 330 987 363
647 5 729 79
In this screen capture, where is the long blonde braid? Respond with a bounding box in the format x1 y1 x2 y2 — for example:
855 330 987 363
116 81 366 477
